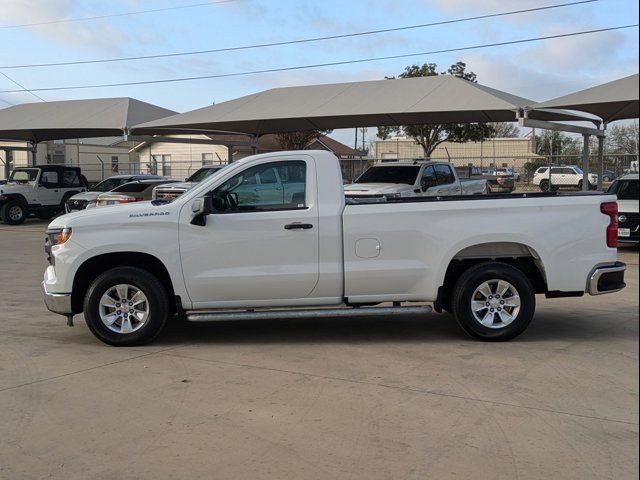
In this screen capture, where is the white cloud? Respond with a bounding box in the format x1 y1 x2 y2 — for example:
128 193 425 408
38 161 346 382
0 0 154 54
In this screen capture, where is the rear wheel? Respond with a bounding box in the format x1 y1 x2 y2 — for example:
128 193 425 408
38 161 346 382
452 262 535 341
83 267 168 346
1 201 27 225
577 180 583 190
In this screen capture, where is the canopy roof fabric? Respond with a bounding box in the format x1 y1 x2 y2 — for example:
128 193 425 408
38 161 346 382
132 76 585 136
0 97 176 142
533 74 639 123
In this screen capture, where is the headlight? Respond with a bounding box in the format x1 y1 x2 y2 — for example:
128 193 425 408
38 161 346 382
85 201 97 209
46 227 72 246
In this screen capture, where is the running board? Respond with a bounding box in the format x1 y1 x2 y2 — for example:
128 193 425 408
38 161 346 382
186 305 432 322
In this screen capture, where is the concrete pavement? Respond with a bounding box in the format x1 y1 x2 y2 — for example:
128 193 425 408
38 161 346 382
0 219 638 479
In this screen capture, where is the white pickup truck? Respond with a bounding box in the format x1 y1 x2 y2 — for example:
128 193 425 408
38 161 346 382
42 151 626 346
344 161 487 200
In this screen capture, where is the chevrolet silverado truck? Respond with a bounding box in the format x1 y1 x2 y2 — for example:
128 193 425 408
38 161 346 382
1 165 87 225
344 161 486 200
42 151 626 346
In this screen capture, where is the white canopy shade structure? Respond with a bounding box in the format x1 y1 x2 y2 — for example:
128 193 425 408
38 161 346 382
532 73 639 123
0 97 176 143
132 75 589 136
530 74 639 191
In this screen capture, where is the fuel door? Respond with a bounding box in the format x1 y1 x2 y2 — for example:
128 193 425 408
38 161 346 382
355 238 381 258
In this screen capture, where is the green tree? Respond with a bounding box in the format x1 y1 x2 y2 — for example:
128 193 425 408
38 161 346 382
276 130 332 150
376 62 494 157
534 130 581 161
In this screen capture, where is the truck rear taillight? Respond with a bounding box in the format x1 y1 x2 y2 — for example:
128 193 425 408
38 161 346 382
600 202 618 248
121 196 144 203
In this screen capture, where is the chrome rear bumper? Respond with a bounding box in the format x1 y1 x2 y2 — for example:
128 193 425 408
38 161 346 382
587 262 626 295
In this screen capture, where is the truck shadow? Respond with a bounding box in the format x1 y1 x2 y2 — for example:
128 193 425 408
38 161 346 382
151 310 635 346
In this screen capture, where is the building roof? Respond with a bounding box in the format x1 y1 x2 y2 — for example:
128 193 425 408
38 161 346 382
533 74 639 123
204 133 362 157
132 76 588 136
0 97 176 142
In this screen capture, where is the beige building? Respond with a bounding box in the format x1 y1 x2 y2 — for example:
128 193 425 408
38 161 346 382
373 136 543 169
1 139 132 182
130 135 230 181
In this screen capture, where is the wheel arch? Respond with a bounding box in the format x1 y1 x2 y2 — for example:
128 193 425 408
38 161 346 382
71 251 176 314
435 241 548 313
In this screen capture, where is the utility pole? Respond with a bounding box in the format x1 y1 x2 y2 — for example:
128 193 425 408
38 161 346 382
354 128 358 152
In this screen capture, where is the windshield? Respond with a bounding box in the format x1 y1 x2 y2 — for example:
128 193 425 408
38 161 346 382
9 168 39 183
608 179 639 200
355 166 420 185
187 167 221 183
92 177 130 192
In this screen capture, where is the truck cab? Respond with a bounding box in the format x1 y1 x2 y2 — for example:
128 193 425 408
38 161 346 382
1 165 86 225
344 161 486 200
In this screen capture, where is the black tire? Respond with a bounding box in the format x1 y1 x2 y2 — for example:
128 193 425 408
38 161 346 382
83 267 168 346
1 200 27 225
451 261 536 341
539 179 550 192
577 180 583 190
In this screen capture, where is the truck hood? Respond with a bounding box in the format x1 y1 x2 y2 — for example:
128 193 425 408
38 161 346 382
344 183 415 195
49 200 176 229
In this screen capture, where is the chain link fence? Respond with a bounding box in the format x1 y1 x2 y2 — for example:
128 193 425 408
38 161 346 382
341 154 639 192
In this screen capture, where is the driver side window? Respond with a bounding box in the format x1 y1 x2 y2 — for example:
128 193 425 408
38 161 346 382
212 161 307 213
40 171 59 188
421 166 437 190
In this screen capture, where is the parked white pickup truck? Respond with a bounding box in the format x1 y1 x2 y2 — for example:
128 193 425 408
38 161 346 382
42 151 626 346
344 161 487 200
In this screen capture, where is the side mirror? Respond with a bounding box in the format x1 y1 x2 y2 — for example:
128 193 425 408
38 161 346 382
191 195 213 226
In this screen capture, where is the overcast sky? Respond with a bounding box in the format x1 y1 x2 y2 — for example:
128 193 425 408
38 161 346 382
0 0 638 146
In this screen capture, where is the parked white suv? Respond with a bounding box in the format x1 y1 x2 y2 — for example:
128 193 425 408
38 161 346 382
608 173 639 244
533 165 598 191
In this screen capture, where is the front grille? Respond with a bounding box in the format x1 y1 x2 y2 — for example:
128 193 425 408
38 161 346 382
67 199 88 210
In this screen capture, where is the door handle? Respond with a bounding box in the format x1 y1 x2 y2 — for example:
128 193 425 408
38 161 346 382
284 223 313 230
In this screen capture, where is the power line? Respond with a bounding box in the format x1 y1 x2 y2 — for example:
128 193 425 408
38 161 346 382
0 0 599 70
1 24 636 94
0 0 239 30
0 97 14 106
0 71 45 101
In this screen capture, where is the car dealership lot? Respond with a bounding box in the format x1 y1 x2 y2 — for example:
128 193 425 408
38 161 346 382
1 220 638 480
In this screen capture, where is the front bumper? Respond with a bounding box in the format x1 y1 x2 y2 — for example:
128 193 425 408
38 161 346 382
587 262 626 295
41 281 73 315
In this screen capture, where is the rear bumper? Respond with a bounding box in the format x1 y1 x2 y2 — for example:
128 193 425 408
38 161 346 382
587 262 626 295
41 281 73 315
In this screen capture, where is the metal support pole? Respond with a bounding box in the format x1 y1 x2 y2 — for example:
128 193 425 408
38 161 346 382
596 134 605 191
2 149 10 179
581 134 589 191
227 145 233 163
250 135 259 155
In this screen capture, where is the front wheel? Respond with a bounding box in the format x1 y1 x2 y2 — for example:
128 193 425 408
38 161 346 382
451 262 536 341
1 201 27 225
83 267 169 346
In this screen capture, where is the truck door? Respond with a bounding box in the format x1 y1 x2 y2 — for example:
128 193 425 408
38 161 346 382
36 170 62 206
180 158 320 308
